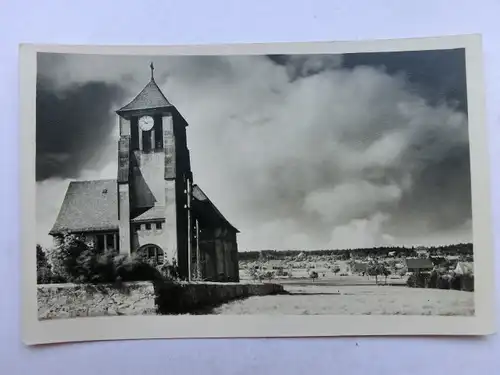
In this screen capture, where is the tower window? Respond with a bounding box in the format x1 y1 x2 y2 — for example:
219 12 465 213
142 130 152 152
145 223 152 230
154 115 163 149
131 117 139 150
156 222 162 230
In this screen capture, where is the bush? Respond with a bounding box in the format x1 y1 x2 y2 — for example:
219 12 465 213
437 274 451 290
450 274 474 292
406 272 431 288
309 270 318 282
429 270 439 289
37 245 54 284
48 233 170 284
461 274 474 292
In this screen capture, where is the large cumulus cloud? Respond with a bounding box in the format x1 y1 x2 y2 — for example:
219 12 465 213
36 50 472 250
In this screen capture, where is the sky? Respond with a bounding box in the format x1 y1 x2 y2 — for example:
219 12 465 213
35 48 472 251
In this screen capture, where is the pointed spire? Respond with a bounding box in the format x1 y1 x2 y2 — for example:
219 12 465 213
150 61 155 80
116 62 172 115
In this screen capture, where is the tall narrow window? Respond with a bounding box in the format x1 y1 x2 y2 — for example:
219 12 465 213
131 117 139 150
106 234 115 250
96 234 104 251
142 130 152 152
154 115 163 150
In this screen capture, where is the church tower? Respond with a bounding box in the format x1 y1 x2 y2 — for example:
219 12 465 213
115 63 193 279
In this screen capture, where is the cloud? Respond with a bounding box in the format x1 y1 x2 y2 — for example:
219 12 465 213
36 51 472 250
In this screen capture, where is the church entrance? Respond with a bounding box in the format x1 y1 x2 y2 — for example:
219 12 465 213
136 244 165 265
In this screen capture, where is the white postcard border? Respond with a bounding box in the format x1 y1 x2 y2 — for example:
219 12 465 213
20 34 496 345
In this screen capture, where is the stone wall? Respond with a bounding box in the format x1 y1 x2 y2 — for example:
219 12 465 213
37 281 284 320
37 282 156 320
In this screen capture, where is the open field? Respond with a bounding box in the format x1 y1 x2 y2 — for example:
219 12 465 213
240 273 408 287
213 284 475 316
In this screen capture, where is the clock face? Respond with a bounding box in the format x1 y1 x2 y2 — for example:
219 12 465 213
139 115 154 131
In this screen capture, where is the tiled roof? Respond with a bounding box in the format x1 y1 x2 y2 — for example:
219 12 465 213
50 179 119 235
131 206 166 222
49 180 240 235
456 262 474 275
117 78 172 114
192 184 239 233
406 258 434 269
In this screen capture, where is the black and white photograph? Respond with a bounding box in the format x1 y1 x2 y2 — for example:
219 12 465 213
20 36 495 344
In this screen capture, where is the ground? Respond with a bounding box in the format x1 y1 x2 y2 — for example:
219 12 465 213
213 284 474 315
213 268 475 316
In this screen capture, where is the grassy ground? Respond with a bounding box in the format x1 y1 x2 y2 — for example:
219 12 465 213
212 284 475 316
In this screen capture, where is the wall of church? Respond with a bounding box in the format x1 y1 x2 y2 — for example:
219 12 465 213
130 222 176 264
130 150 166 209
196 225 239 282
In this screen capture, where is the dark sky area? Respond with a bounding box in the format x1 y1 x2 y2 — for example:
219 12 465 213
35 48 472 250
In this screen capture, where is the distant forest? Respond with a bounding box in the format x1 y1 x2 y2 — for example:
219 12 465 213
238 243 473 261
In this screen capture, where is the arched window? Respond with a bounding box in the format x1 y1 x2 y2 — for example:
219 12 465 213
137 244 165 264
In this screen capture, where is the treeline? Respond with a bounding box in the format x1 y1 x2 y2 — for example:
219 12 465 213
238 243 473 261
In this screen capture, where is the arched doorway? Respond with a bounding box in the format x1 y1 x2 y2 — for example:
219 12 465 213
136 244 165 265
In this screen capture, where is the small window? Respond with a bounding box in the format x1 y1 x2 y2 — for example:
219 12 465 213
96 234 105 251
156 222 162 230
145 223 152 230
106 234 115 249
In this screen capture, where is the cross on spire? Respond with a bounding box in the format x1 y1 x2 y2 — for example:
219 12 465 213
150 61 155 80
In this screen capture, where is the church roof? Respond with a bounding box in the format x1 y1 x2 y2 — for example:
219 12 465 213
192 184 240 233
50 179 239 235
49 179 119 235
116 77 172 114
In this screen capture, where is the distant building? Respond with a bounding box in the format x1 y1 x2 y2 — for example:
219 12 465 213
405 258 434 274
266 260 285 270
352 262 368 274
415 246 429 258
50 64 240 282
454 262 474 276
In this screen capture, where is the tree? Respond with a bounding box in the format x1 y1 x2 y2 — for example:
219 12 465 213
263 271 275 281
247 265 259 281
37 244 53 284
332 265 341 275
309 270 318 283
382 267 391 284
367 261 388 285
50 233 95 283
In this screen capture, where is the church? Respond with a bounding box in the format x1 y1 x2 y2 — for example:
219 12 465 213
49 64 240 282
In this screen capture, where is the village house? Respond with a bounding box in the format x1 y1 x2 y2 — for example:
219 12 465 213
415 246 429 258
49 64 240 282
454 262 474 276
405 258 434 274
352 262 368 275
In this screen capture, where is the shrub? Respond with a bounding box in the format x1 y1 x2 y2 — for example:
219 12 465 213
437 274 451 290
49 233 168 284
309 270 318 282
429 270 439 289
461 274 474 292
50 234 94 282
406 272 431 288
37 245 54 284
450 274 462 290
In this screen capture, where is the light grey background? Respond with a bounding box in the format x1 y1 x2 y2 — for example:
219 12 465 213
1 0 499 373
